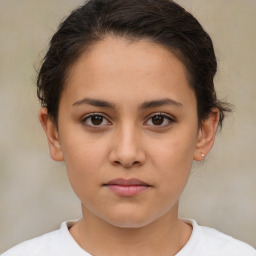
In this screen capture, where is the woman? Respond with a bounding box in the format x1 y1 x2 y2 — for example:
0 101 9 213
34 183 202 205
2 0 255 255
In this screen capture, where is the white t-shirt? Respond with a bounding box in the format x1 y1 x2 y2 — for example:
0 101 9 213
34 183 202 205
2 219 255 256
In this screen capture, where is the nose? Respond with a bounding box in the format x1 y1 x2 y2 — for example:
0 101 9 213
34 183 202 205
109 125 146 168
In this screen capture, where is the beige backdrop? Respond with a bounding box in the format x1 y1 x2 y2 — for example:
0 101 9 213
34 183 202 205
0 0 255 252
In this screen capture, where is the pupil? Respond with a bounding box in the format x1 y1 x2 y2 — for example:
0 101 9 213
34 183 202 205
92 115 103 125
152 115 164 125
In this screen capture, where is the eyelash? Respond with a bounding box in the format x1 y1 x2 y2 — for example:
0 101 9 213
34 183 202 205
145 112 175 127
81 112 175 128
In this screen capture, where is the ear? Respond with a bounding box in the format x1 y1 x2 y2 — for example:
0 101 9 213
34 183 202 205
39 108 64 161
193 108 220 161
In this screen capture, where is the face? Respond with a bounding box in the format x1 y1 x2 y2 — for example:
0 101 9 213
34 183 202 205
41 37 217 228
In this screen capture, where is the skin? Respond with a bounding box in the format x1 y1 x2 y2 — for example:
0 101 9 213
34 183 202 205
39 36 219 256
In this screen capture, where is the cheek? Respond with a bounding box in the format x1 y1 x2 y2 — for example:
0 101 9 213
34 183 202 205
148 127 198 189
61 128 107 168
150 131 197 170
59 132 109 195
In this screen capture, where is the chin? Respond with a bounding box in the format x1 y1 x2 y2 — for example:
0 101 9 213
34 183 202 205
106 218 153 229
99 210 158 229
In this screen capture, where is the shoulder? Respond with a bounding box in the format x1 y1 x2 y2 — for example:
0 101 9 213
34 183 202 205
179 219 255 256
1 220 87 256
1 229 60 256
193 219 256 256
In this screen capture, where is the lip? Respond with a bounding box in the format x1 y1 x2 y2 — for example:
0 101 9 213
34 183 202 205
103 178 152 196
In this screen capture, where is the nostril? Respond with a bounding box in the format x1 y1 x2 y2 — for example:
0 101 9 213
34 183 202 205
113 160 121 166
109 145 146 168
113 160 142 168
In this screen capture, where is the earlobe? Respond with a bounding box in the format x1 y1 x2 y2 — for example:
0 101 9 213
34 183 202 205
194 108 220 161
39 108 64 161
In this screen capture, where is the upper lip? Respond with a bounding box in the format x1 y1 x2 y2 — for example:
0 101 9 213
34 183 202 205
104 178 151 186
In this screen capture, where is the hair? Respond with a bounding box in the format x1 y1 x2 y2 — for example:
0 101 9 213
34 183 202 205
37 0 231 126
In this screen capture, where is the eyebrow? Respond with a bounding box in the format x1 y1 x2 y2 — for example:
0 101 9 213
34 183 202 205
139 98 183 109
72 98 116 109
72 97 183 109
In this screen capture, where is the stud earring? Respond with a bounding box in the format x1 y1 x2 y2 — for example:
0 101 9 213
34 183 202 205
201 153 205 157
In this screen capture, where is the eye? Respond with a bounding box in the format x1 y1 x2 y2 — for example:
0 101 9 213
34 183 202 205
145 113 175 127
81 113 111 127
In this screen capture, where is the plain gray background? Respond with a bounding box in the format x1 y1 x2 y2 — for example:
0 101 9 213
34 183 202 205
0 0 255 252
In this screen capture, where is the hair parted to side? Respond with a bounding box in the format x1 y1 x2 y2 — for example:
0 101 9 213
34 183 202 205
37 0 231 126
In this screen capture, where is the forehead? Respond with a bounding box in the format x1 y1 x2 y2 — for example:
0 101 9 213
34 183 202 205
62 36 196 108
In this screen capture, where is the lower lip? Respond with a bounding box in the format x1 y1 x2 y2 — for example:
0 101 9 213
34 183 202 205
105 185 150 196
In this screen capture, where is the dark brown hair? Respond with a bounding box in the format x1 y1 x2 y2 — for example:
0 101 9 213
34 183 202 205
37 0 231 125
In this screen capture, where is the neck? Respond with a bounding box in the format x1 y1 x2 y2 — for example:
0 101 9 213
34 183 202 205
70 203 192 256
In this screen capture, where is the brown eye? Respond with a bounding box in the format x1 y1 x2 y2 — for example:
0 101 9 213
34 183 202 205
91 115 104 125
82 114 110 127
151 115 164 125
145 113 174 127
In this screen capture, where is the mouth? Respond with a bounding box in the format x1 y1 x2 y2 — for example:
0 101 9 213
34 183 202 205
103 178 152 196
